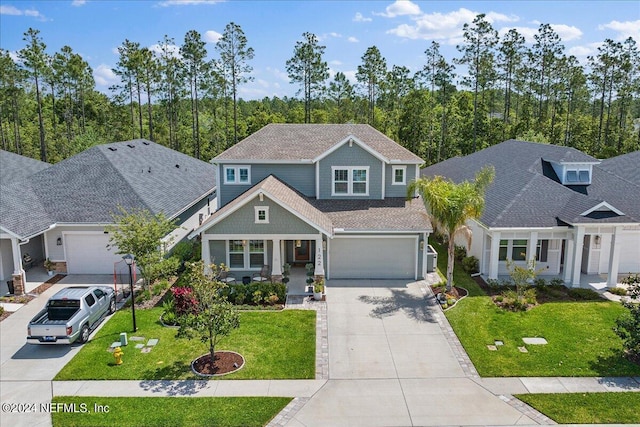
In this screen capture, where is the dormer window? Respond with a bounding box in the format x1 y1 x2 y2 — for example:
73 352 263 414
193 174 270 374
565 168 590 184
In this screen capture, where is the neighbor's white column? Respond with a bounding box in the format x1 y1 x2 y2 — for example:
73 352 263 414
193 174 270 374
202 236 211 273
607 226 622 287
572 226 585 286
11 237 22 274
271 239 282 276
527 231 538 267
488 231 500 280
314 236 325 276
563 237 574 283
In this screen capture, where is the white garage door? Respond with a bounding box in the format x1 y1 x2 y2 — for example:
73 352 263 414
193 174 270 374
65 234 122 274
619 232 640 273
330 237 417 279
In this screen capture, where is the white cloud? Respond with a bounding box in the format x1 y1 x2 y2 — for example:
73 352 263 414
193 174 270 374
266 67 289 82
318 32 342 42
353 12 372 22
71 0 87 6
149 43 181 58
376 0 421 18
0 5 47 21
347 36 359 43
158 0 224 6
94 64 118 87
329 60 343 66
568 42 602 59
204 30 222 43
598 20 640 41
499 23 582 44
343 70 357 84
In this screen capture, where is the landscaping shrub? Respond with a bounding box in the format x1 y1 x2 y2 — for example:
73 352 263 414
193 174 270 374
0 306 4 316
222 282 287 306
461 256 479 273
171 286 198 316
609 287 628 296
549 278 565 286
534 278 548 287
568 288 601 301
454 245 467 262
486 278 501 289
614 275 640 361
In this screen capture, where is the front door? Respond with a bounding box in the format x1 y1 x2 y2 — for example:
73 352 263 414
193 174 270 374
294 240 311 263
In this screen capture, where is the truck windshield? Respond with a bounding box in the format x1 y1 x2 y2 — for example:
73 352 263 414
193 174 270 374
48 300 80 321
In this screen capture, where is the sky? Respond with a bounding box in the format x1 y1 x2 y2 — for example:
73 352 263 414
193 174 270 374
1 0 639 100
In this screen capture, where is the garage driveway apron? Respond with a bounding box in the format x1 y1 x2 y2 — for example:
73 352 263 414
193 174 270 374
286 279 535 426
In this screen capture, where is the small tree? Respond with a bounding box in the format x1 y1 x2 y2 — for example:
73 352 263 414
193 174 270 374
106 207 179 289
614 274 640 361
177 261 240 364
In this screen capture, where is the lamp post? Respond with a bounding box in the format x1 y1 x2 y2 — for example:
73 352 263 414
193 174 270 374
122 254 137 332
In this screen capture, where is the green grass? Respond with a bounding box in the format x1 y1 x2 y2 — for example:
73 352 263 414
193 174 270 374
51 396 292 427
516 392 640 424
55 308 315 380
430 239 640 377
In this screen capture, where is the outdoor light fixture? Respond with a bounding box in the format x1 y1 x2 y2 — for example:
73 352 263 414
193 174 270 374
322 240 326 250
56 237 62 246
295 240 302 248
122 254 137 332
242 239 247 246
420 241 424 250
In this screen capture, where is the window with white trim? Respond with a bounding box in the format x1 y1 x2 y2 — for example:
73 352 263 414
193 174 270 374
498 239 529 262
227 240 265 270
223 165 251 184
254 206 269 224
332 166 369 196
392 166 406 185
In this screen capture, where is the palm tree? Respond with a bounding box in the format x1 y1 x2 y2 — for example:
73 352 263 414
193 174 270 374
408 166 495 291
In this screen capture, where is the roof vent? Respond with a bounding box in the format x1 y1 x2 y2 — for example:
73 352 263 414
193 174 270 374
127 144 135 148
175 164 180 169
148 167 151 173
142 141 150 145
108 147 117 151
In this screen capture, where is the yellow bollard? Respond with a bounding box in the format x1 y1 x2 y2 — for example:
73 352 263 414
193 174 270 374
113 346 124 365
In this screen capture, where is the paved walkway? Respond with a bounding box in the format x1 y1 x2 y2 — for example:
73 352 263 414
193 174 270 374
2 276 640 427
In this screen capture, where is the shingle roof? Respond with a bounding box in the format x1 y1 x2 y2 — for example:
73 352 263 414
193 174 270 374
215 124 424 163
421 140 640 227
0 150 50 185
0 140 216 238
598 151 640 186
196 175 432 236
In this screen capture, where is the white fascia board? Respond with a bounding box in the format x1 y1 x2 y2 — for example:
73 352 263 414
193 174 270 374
313 135 389 164
332 229 429 234
580 201 625 217
486 226 570 232
212 159 314 164
168 187 217 221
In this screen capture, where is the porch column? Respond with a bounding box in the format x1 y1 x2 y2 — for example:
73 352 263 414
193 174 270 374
563 237 574 283
607 226 622 287
271 239 282 282
314 236 325 277
527 231 538 267
488 231 500 280
202 236 212 274
11 237 25 295
571 226 585 287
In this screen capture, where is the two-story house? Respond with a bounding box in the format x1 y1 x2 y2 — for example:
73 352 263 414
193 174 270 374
189 124 432 284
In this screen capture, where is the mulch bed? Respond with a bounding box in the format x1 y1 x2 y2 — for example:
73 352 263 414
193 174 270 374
0 274 66 322
192 351 245 376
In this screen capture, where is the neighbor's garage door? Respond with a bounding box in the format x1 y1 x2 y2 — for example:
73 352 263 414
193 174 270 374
330 237 417 279
65 234 122 274
619 232 640 273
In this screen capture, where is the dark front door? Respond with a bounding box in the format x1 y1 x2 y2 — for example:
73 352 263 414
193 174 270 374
294 240 311 263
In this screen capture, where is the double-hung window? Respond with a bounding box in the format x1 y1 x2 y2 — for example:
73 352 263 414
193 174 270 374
392 166 406 185
332 166 369 196
223 165 251 185
228 240 265 270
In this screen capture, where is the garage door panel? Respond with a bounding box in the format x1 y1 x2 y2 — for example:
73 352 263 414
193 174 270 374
65 234 121 274
619 233 640 273
330 237 416 279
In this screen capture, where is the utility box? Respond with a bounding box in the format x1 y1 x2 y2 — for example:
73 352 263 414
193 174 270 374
426 245 438 273
120 332 128 346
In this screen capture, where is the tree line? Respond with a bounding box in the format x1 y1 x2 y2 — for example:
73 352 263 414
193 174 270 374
1 15 638 166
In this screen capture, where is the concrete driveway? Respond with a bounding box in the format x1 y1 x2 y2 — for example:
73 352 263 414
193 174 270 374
287 279 535 426
0 275 113 427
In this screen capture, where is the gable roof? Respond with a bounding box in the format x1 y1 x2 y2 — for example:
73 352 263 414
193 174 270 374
0 140 216 239
214 124 424 164
0 150 50 185
598 151 640 186
421 140 640 228
193 175 431 237
192 175 333 237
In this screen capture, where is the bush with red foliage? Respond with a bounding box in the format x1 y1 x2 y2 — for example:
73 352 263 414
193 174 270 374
171 286 198 316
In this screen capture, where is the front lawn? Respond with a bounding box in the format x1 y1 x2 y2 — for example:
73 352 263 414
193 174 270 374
51 396 291 427
430 239 640 377
516 392 640 424
55 308 315 380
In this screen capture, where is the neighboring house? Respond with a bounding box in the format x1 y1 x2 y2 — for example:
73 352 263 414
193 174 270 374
0 140 216 294
189 124 432 282
421 140 640 287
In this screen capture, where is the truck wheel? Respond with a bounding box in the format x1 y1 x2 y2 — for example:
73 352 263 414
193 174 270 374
108 298 116 314
79 324 90 344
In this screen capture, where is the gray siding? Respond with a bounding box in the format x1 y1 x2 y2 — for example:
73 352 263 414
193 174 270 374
205 196 319 235
318 143 383 199
218 163 315 206
174 193 215 226
384 164 419 197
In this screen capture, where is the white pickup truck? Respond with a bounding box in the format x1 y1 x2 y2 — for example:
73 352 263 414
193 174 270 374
27 286 116 344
